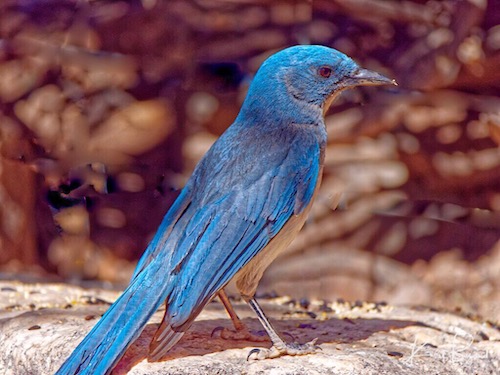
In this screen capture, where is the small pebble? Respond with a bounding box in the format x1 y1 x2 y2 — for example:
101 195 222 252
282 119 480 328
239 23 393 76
387 351 404 358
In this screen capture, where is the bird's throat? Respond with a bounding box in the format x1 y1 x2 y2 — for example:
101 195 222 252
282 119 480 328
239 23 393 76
322 91 341 116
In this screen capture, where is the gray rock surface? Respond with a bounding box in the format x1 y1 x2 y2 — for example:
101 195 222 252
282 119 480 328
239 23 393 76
0 281 498 375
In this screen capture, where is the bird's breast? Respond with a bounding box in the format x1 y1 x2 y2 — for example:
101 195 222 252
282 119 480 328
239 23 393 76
234 162 324 299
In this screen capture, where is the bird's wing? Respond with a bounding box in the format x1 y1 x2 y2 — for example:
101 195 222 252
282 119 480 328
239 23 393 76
131 185 193 281
55 125 323 374
149 125 323 357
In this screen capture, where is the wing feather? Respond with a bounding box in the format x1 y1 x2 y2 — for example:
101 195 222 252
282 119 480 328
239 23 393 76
162 132 322 332
148 124 324 358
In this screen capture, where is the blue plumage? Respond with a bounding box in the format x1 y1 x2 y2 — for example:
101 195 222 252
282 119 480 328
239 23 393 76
55 45 393 374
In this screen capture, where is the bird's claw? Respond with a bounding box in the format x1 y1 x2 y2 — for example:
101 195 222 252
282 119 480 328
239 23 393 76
247 338 320 360
247 348 262 361
211 326 225 338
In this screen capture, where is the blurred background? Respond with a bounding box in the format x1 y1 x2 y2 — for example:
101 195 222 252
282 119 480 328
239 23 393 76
0 0 498 323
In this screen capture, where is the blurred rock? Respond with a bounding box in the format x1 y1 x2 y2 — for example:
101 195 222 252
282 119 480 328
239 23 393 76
88 99 175 166
260 241 500 323
259 247 433 306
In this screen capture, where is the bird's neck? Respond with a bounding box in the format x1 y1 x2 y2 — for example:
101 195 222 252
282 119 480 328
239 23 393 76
236 83 324 127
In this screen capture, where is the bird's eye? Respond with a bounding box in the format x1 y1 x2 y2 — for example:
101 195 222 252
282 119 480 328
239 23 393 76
318 66 332 78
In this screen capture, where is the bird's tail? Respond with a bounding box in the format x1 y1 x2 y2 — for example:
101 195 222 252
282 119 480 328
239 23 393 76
55 264 174 375
148 308 185 361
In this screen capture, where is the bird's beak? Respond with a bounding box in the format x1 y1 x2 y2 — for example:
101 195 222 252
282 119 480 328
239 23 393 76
346 68 397 87
323 68 396 115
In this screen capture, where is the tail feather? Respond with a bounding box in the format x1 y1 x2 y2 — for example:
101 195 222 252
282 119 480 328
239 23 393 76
148 315 184 361
55 266 172 375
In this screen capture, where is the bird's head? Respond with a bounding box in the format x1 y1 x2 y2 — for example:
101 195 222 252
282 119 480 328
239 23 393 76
245 45 395 121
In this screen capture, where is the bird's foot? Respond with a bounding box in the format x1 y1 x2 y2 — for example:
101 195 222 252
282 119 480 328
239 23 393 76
247 338 320 360
212 325 268 342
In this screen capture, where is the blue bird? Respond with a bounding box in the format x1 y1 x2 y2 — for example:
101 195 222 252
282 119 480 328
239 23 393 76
55 45 394 374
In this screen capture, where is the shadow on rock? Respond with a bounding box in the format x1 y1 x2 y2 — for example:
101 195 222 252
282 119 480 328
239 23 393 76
113 316 418 374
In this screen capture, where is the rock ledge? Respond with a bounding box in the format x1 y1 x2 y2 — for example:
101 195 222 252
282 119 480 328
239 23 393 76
0 281 498 375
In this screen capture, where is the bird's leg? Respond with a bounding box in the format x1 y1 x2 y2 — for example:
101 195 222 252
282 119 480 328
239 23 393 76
212 289 267 342
218 289 245 331
245 296 319 360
